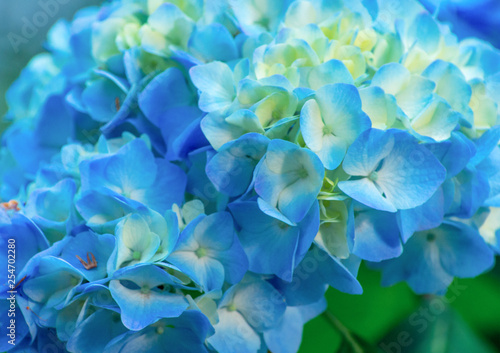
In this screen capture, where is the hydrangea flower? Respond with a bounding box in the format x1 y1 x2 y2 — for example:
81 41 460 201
338 128 446 212
300 83 371 169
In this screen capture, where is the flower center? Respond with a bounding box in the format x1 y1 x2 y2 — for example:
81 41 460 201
195 247 207 258
368 171 379 182
133 251 142 260
297 167 309 179
278 221 289 230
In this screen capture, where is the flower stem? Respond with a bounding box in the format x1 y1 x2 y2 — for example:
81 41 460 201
323 310 365 353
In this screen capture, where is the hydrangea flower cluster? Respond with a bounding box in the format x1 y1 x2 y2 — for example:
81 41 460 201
1 0 500 352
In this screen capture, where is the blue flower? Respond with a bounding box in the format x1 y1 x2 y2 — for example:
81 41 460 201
0 212 48 289
104 310 212 353
229 200 319 281
24 178 77 243
188 23 239 62
339 129 446 212
75 188 142 234
207 277 286 353
66 309 127 353
372 221 495 294
59 230 115 282
206 133 270 197
81 74 128 123
168 212 248 291
263 299 327 353
190 61 237 113
475 207 500 253
107 210 179 272
254 139 324 224
300 83 371 169
371 63 435 119
80 138 187 214
349 204 403 261
22 256 84 313
109 264 190 330
138 67 203 161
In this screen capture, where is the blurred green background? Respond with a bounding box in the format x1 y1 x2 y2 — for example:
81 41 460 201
298 262 500 352
1 1 500 353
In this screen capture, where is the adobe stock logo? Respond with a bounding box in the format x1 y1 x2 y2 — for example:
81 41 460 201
379 280 468 353
7 0 72 53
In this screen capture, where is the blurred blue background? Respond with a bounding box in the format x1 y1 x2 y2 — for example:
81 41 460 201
0 0 101 117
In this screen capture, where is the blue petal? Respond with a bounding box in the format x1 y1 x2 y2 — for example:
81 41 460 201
339 178 397 212
407 13 441 53
478 146 500 206
397 188 445 243
422 60 473 124
300 83 371 170
371 237 453 295
22 257 84 309
229 201 300 281
188 24 238 62
59 231 115 282
371 63 435 118
438 221 495 278
425 132 476 179
208 309 261 353
82 78 127 123
254 139 324 223
206 133 270 196
0 213 48 283
313 246 363 294
221 279 286 332
307 60 354 89
189 62 236 112
339 129 446 211
105 311 211 353
263 307 302 353
34 95 75 147
138 68 196 127
351 208 402 261
109 265 189 330
468 125 500 167
447 168 490 218
66 309 128 353
131 158 187 213
80 138 156 194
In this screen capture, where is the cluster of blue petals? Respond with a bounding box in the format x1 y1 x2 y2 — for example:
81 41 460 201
1 0 500 352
